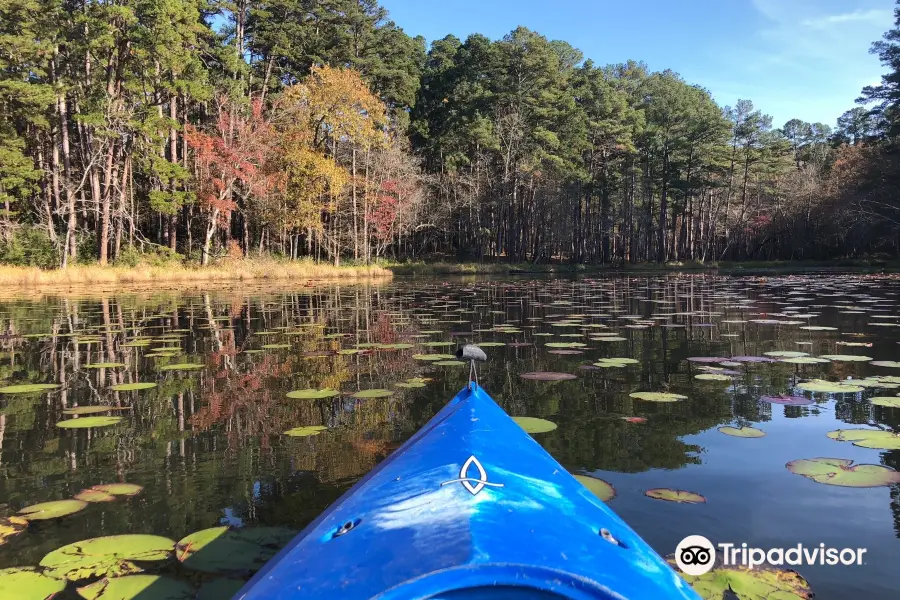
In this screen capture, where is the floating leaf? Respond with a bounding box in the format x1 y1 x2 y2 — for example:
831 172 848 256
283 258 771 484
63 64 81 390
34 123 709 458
695 373 731 381
62 405 125 415
158 363 204 371
644 488 706 503
176 527 294 575
718 426 765 438
729 356 777 363
57 416 124 429
352 389 393 399
261 344 290 350
74 489 116 503
412 353 455 361
40 534 175 581
573 474 616 502
759 395 814 406
779 357 831 364
77 575 194 600
786 457 900 487
0 516 28 546
18 499 87 520
476 342 506 347
433 360 466 366
871 361 900 368
84 362 126 369
819 355 873 362
92 483 142 497
764 351 808 358
796 379 864 393
286 388 339 400
668 560 813 600
629 391 687 402
0 567 66 599
519 372 577 381
0 384 59 394
871 397 900 408
545 342 586 348
109 382 157 392
284 426 327 437
826 428 900 450
512 416 557 433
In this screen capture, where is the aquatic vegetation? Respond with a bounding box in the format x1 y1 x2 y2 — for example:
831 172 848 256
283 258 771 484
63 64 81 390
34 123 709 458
718 426 765 438
284 426 328 437
629 392 687 402
352 389 394 399
39 535 174 580
18 499 88 520
109 382 157 391
0 383 59 394
826 429 900 450
573 474 616 502
78 575 194 600
176 527 294 574
786 458 900 487
512 416 558 433
286 388 340 399
668 560 813 599
644 489 706 503
0 567 66 598
57 416 124 428
0 516 28 546
519 372 577 381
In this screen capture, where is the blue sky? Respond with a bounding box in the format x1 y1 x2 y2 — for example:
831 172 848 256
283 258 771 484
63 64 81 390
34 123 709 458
380 0 895 129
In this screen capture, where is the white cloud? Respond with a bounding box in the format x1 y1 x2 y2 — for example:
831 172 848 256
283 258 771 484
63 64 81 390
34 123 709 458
802 9 893 29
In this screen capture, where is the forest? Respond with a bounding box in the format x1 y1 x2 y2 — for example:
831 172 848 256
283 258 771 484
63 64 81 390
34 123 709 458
3 0 900 268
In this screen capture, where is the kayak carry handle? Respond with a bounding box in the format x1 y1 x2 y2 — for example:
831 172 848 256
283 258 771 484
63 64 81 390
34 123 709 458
458 344 486 389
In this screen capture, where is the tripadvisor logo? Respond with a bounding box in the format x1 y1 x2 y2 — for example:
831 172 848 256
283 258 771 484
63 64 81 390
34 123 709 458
674 535 868 576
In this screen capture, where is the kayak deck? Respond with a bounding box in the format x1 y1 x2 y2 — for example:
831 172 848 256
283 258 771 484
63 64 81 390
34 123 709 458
237 383 699 599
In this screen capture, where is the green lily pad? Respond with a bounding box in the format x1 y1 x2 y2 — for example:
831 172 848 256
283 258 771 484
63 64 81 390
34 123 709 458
669 560 813 599
764 351 808 358
197 579 246 600
593 336 626 342
84 362 126 369
18 499 88 520
261 344 290 350
158 363 204 371
718 426 765 438
796 379 864 393
421 341 454 347
872 361 900 368
92 483 143 497
644 488 706 503
110 382 157 392
0 383 59 394
826 428 900 450
74 489 116 503
0 516 28 546
413 354 456 361
779 357 831 364
78 575 193 600
176 527 294 574
284 425 328 437
512 416 557 433
819 355 873 362
594 358 639 368
786 457 900 487
286 388 340 400
352 389 394 399
433 360 466 366
476 342 506 347
40 534 175 581
122 340 153 347
0 567 66 599
545 342 586 348
336 349 359 355
57 416 124 429
695 373 732 381
573 474 616 502
871 397 900 408
629 392 687 402
519 372 578 381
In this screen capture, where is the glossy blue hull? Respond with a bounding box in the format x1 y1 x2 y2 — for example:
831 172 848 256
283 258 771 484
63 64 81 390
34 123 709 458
237 383 700 599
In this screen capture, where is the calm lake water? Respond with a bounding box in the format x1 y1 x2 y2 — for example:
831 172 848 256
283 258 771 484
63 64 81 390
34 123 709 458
2 274 900 599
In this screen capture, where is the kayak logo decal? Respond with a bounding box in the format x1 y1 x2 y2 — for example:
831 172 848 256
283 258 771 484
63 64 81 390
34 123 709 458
440 455 504 495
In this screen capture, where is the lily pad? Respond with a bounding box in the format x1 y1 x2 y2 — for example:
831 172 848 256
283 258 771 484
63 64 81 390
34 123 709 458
40 535 174 581
644 488 706 503
718 426 765 438
779 357 831 364
786 457 900 487
158 363 204 371
629 391 687 402
573 474 616 502
57 416 124 429
759 395 815 406
433 360 467 366
512 416 558 434
545 342 586 348
261 344 290 350
412 354 456 361
0 567 66 599
695 374 731 381
284 425 328 437
519 372 577 381
110 382 157 392
176 526 294 574
0 516 28 546
286 388 340 400
796 379 864 393
62 405 125 415
826 428 900 450
18 499 88 520
84 362 126 369
92 483 143 497
871 397 900 408
669 561 813 599
872 361 900 368
74 489 116 503
819 355 873 362
0 383 59 394
352 389 394 399
78 575 193 600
